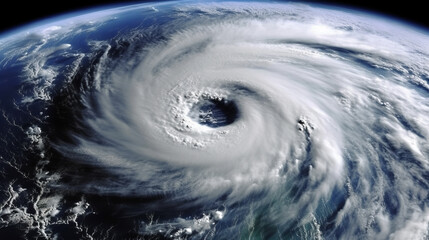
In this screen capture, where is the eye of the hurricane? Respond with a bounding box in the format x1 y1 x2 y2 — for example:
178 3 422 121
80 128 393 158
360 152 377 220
189 98 239 128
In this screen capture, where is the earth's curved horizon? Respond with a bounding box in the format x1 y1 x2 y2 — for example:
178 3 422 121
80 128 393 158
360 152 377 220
1 0 429 37
0 1 428 239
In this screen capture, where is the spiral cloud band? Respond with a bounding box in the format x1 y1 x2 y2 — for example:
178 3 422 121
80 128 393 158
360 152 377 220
62 3 429 239
1 2 428 239
66 5 429 238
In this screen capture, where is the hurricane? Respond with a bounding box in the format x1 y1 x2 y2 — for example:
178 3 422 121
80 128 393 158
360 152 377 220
0 1 428 239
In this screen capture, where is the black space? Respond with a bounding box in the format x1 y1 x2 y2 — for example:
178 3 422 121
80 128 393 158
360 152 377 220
0 0 428 35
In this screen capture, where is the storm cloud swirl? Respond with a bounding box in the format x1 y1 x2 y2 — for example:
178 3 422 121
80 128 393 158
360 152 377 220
1 2 429 239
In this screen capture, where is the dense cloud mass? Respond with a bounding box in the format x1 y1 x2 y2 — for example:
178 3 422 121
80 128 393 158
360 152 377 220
0 2 428 239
